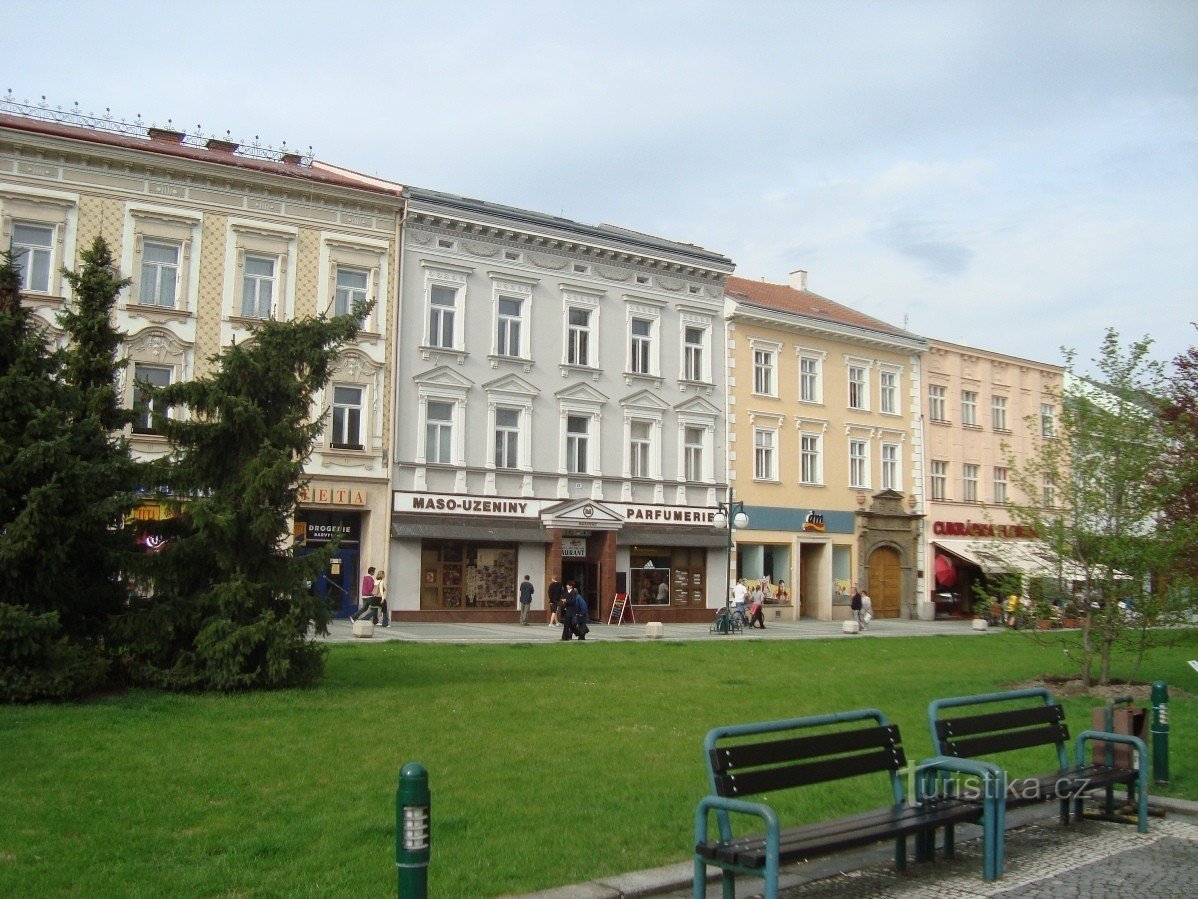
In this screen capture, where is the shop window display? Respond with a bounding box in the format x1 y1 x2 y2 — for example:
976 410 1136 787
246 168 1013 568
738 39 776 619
420 541 517 609
629 547 706 606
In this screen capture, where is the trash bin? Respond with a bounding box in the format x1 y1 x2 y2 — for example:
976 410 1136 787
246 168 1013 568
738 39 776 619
1091 701 1147 769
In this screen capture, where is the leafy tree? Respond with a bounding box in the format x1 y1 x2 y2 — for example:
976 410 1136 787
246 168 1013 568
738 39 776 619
1004 330 1182 687
1157 328 1198 585
119 303 369 691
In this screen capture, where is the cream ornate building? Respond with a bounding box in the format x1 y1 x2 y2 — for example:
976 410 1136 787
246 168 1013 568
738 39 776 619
0 100 402 616
725 272 929 620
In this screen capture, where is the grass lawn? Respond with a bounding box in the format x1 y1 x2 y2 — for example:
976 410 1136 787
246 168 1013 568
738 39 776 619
2 630 1196 897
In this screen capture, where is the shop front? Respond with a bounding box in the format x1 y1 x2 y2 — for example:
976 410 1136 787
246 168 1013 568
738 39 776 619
389 491 728 622
294 479 388 619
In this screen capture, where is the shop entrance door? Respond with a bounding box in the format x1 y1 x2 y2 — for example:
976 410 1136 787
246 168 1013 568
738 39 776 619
867 547 902 618
561 560 599 620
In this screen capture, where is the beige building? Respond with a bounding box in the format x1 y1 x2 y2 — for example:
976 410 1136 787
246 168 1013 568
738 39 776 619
725 272 928 621
921 340 1065 617
0 101 403 617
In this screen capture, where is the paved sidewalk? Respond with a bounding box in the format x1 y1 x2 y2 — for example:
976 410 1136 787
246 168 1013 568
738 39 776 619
518 801 1198 898
316 615 988 645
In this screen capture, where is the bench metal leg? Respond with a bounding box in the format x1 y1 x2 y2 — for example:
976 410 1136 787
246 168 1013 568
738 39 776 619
1059 797 1070 825
894 835 907 871
944 823 955 859
722 869 735 899
692 858 706 899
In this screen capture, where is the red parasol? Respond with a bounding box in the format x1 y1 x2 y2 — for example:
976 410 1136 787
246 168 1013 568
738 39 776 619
934 553 957 589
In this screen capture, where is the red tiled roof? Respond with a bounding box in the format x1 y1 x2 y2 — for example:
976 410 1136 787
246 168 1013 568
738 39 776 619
0 112 403 197
725 275 910 338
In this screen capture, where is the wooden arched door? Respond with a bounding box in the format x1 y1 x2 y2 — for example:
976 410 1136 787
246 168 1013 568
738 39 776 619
867 547 902 618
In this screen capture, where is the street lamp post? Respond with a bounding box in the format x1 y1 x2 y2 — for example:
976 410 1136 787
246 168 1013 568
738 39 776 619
713 489 749 613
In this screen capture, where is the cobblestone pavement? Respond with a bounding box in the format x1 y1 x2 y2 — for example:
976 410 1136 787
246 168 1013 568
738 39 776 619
672 814 1198 899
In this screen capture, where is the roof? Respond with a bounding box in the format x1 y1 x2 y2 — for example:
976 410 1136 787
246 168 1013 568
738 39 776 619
726 275 915 339
0 112 404 198
407 186 734 270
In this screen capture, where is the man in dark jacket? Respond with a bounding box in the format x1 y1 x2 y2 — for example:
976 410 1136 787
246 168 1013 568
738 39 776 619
850 584 863 629
547 575 564 626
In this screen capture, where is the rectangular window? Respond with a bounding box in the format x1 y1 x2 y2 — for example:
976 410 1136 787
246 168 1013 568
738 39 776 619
496 296 522 357
754 428 775 480
848 364 868 410
881 442 900 490
849 439 869 488
800 355 821 403
684 426 704 481
992 395 1008 430
567 307 590 366
930 460 948 501
993 467 1009 504
800 433 822 484
331 386 364 449
241 254 276 318
961 390 978 426
139 240 179 307
753 349 775 396
929 385 947 421
683 326 705 381
494 407 520 469
962 463 979 502
1043 478 1055 508
132 363 172 434
428 285 457 348
425 400 453 464
566 415 589 474
334 266 369 318
12 223 54 293
880 370 898 414
629 420 651 478
991 472 1011 508
1041 403 1055 437
629 318 652 374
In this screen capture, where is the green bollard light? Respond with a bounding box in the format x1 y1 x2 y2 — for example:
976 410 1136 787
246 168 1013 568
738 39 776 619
396 762 430 899
1151 681 1169 786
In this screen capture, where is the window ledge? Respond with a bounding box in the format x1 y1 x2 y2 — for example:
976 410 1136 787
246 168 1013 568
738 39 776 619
624 371 663 388
930 418 952 426
420 345 468 365
125 303 192 321
488 354 533 372
962 423 983 430
559 362 602 380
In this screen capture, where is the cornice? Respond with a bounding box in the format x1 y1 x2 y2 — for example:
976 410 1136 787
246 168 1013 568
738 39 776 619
732 304 928 354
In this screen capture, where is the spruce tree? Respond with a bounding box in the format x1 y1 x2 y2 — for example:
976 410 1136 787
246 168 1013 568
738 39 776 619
121 303 370 691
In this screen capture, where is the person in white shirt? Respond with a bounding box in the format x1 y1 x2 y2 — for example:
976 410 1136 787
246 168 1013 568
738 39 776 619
732 578 748 613
860 588 873 629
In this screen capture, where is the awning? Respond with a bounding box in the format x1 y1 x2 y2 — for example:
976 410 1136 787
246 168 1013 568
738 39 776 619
933 539 1087 580
391 516 547 543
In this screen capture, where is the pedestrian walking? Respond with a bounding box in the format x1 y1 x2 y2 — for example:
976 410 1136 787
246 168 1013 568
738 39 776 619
518 574 534 625
547 575 563 626
850 584 863 630
359 566 375 617
376 569 388 627
860 588 873 629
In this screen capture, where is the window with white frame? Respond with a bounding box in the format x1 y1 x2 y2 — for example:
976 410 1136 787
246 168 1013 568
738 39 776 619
929 384 947 421
799 354 822 403
12 222 54 293
629 317 653 374
494 406 520 469
930 460 948 501
566 415 590 474
849 438 870 488
962 463 979 502
880 369 899 414
567 307 591 366
334 266 369 318
961 390 978 426
754 427 777 480
993 467 1009 504
1043 477 1055 508
848 363 869 410
496 296 523 357
425 400 454 464
1041 403 1055 437
629 419 653 478
881 442 900 490
683 326 706 382
241 254 276 318
131 363 172 434
428 284 458 349
800 432 822 484
753 349 775 396
992 395 1008 430
683 426 705 481
138 240 180 307
331 385 364 449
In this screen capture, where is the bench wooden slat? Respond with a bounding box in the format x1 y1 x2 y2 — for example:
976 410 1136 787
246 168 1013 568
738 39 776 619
710 724 900 773
714 747 905 797
942 722 1069 758
935 703 1064 740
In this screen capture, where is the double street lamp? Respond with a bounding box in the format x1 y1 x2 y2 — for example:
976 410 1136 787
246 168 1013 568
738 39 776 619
712 490 749 612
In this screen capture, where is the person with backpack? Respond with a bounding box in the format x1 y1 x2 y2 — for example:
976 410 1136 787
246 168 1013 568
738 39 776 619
850 584 863 630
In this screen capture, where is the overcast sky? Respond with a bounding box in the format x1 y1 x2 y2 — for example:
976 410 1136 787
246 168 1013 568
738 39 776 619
11 0 1197 372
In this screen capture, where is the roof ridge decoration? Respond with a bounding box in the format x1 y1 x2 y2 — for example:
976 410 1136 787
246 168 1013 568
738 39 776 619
1 90 314 167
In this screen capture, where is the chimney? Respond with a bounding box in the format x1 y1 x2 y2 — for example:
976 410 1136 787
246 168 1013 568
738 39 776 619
789 269 808 291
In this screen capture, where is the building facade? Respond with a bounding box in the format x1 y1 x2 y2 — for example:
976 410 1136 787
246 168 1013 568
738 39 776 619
921 340 1065 616
389 188 735 622
0 102 402 617
724 272 929 620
